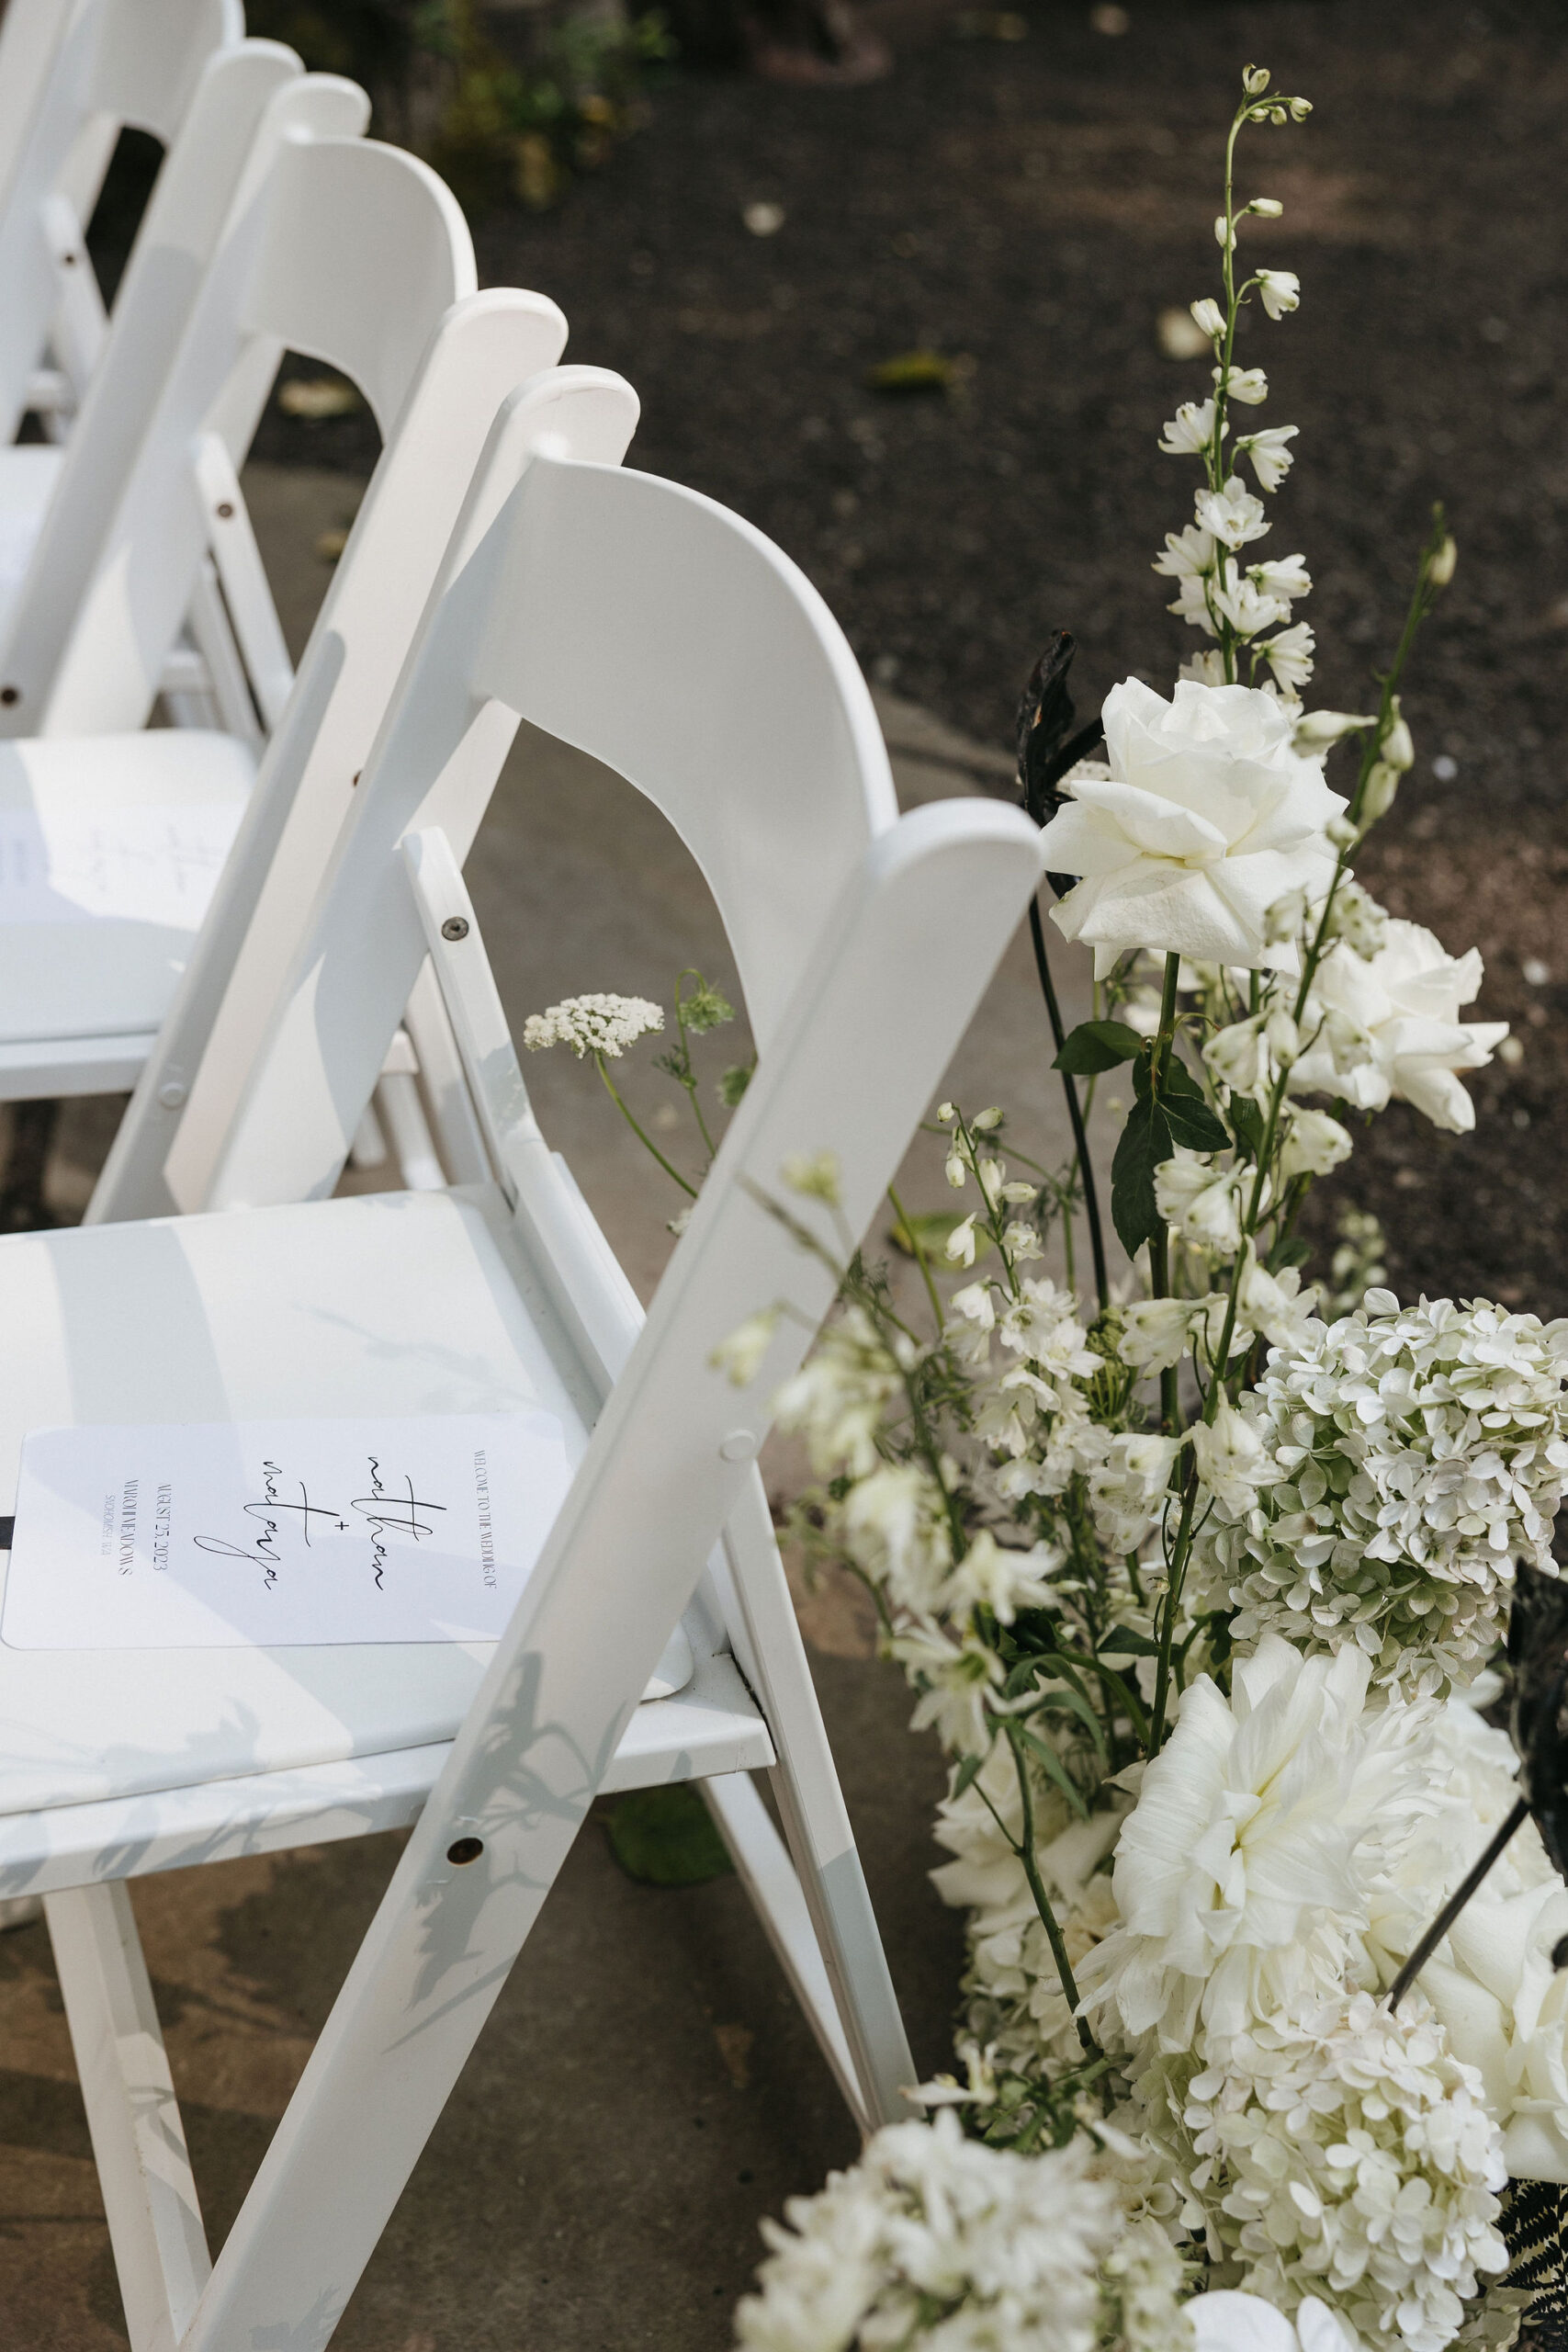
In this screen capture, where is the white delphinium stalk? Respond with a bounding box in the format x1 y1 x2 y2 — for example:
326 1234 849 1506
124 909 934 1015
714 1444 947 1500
1167 1991 1507 2352
732 2110 1123 2352
522 991 663 1057
1190 1294 1568 1694
1291 920 1509 1133
1078 1635 1432 2052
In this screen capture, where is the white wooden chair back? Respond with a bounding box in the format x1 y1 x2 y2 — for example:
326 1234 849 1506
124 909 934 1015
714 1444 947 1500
161 399 900 1214
0 91 478 744
144 394 1048 2349
89 288 570 1227
0 0 243 439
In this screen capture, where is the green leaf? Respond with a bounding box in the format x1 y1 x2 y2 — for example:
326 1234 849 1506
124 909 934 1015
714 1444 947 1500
1032 1679 1109 1763
1269 1235 1313 1272
1053 1019 1143 1076
1011 1726 1089 1818
603 1787 735 1886
1098 1626 1161 1657
951 1750 985 1798
1111 1095 1170 1258
1161 1091 1231 1154
1229 1094 1265 1158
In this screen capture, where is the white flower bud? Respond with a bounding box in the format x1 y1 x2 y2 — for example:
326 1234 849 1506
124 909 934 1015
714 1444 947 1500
1287 96 1312 120
1278 1105 1352 1181
1263 885 1309 944
936 1102 955 1123
1429 535 1458 586
1214 215 1235 251
1155 1149 1246 1256
1190 297 1225 339
1381 710 1415 772
945 1148 966 1190
1205 1018 1268 1096
1359 763 1400 822
1325 814 1359 851
1265 1007 1300 1066
1292 709 1376 751
971 1106 1003 1132
1242 63 1270 94
945 1215 978 1267
1247 197 1284 218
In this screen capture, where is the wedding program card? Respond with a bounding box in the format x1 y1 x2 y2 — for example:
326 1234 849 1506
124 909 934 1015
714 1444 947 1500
0 802 243 929
0 1412 575 1650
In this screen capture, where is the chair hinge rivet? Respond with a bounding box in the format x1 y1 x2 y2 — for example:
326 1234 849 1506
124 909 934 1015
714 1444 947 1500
446 1836 484 1865
441 916 469 942
157 1081 187 1109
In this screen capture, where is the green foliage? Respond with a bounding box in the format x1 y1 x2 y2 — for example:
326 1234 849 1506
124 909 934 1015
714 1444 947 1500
1053 1020 1143 1077
717 1060 755 1108
603 1785 735 1885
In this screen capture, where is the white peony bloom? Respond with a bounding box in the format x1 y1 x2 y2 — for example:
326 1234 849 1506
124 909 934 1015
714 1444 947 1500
1155 1149 1247 1255
1038 680 1346 978
1079 1636 1428 2050
1237 425 1298 492
1292 921 1509 1134
1196 477 1270 547
1189 2292 1354 2352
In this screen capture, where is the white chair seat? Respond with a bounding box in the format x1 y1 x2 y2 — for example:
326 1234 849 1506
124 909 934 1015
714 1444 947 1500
0 1184 762 1849
0 441 61 632
0 726 254 1057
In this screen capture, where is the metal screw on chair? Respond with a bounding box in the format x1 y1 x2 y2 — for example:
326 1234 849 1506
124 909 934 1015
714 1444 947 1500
0 688 17 707
440 916 468 942
215 501 233 519
446 1836 484 1865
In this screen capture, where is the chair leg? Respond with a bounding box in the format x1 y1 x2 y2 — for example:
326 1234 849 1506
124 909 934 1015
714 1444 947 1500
45 1883 211 2352
716 1471 918 2131
699 1771 868 2132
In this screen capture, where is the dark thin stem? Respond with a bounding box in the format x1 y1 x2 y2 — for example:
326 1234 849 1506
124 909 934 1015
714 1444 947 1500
1150 951 1183 1434
1388 1797 1529 2013
1147 1475 1199 1755
1028 898 1109 1312
888 1181 943 1333
1006 1727 1100 2059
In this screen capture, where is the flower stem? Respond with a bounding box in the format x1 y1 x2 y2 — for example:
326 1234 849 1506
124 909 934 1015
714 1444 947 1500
1149 951 1183 1434
889 1181 944 1332
1147 1476 1200 1755
1028 899 1109 1312
595 1055 697 1197
1005 1725 1100 2059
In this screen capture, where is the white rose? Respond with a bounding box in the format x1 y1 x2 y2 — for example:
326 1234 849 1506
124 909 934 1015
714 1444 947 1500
1292 919 1508 1133
1040 680 1346 978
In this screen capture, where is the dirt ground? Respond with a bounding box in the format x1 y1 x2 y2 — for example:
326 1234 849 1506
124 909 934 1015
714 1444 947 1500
252 0 1568 1319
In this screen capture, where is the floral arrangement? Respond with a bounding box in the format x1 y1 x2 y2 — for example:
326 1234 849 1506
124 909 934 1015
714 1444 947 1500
525 66 1568 2352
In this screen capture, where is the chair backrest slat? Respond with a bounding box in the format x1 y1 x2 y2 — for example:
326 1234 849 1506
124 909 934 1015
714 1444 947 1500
0 90 479 744
0 0 243 438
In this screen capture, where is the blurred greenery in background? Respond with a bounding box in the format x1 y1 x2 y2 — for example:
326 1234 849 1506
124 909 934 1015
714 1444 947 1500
245 0 674 210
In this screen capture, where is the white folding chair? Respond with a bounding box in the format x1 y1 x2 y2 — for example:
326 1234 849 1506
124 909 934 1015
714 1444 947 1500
0 100 502 1141
0 0 243 447
0 367 1048 2346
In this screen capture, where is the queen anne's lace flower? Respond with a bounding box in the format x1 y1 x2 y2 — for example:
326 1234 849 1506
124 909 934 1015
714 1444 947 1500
1039 681 1346 978
1191 1293 1568 1693
1080 1636 1431 2052
733 2110 1123 2352
1168 1992 1507 2352
522 991 663 1057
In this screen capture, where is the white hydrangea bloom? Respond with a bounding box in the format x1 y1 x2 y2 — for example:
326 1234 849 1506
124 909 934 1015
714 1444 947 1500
1170 1991 1507 2352
1038 681 1346 978
1079 1636 1432 2052
1190 1293 1568 1692
733 2110 1122 2352
1292 921 1509 1134
522 991 663 1057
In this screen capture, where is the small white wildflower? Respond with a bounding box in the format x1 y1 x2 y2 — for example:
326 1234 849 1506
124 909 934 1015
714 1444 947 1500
1237 425 1299 492
1214 364 1269 407
1292 709 1376 752
710 1306 781 1388
945 1214 979 1268
1247 195 1284 218
1265 619 1316 693
1159 399 1224 458
1255 266 1301 319
1119 1295 1201 1374
1292 921 1508 1134
1249 549 1312 601
1277 1103 1352 1181
780 1149 841 1205
1154 1150 1247 1256
1190 296 1225 338
523 991 663 1058
1087 1431 1181 1555
1189 1394 1269 1514
1153 521 1218 580
1195 477 1270 548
